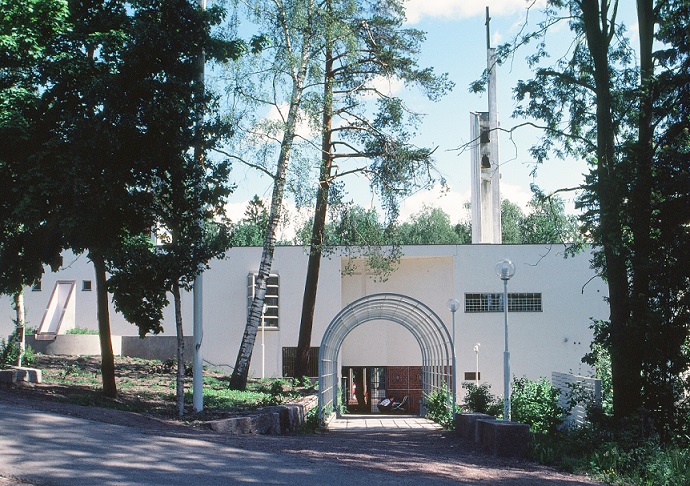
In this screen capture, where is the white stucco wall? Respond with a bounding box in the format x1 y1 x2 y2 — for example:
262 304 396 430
340 254 454 367
0 252 102 336
453 244 608 399
1 244 608 399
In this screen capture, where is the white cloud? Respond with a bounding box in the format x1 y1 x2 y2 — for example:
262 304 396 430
263 104 315 140
500 181 532 211
225 197 307 242
404 0 544 24
398 184 471 223
397 180 532 225
366 75 405 97
224 201 249 223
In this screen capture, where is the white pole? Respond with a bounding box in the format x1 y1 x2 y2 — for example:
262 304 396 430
451 309 457 415
192 0 208 415
261 306 265 380
474 343 480 386
503 278 510 421
447 298 460 419
193 274 203 412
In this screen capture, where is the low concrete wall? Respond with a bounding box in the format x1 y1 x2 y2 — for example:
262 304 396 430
456 413 495 442
456 413 530 458
121 336 193 362
26 334 192 362
208 396 318 435
27 335 122 356
477 419 530 458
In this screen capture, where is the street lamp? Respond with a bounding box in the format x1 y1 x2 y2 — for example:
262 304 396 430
495 258 515 421
474 343 480 386
447 298 460 417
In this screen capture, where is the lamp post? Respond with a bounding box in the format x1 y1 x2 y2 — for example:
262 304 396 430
447 298 460 417
474 343 480 386
495 258 515 421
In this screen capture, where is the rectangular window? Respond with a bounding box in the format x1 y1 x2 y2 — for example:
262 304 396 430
82 280 92 291
464 292 542 313
282 347 319 377
247 273 279 328
31 280 42 291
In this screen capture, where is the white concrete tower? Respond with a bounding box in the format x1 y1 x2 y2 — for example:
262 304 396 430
471 7 501 244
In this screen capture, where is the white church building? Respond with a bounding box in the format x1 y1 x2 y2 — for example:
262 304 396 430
0 27 609 415
0 243 608 415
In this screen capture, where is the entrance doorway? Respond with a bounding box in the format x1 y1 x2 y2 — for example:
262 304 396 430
342 366 386 413
318 293 453 421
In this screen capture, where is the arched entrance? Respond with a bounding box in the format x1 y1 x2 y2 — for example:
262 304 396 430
318 293 453 422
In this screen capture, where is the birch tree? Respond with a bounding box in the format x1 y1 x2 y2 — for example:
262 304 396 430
225 0 319 390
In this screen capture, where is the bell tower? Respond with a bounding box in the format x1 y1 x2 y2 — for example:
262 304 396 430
470 7 501 244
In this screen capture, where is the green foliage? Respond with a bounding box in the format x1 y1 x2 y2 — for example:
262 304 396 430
582 320 614 415
230 195 269 246
148 359 192 377
293 375 317 392
531 425 690 485
299 405 321 433
510 376 565 434
0 0 67 296
424 387 454 429
522 187 585 248
65 327 99 335
0 335 35 367
461 382 502 416
398 205 464 244
501 200 525 244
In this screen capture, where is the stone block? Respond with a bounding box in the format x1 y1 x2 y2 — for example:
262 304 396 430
456 413 495 442
0 367 42 386
13 367 42 383
207 398 316 435
478 419 531 458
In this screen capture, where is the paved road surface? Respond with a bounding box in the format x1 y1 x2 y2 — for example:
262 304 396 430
0 401 601 485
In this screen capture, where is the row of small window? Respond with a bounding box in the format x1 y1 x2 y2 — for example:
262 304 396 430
31 280 92 291
464 293 543 313
32 276 540 329
247 274 542 332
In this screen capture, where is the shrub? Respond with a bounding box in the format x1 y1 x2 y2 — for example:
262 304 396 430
425 387 454 429
299 406 321 433
511 376 565 433
66 327 99 335
1 330 36 367
462 382 502 416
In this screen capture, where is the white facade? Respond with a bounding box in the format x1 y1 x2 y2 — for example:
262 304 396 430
1 244 608 401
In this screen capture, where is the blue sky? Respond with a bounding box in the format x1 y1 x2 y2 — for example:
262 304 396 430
222 0 639 234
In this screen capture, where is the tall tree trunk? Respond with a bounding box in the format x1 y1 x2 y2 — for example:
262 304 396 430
631 0 655 419
581 0 639 419
229 7 313 389
91 250 117 398
12 290 25 367
173 281 185 416
294 33 334 379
